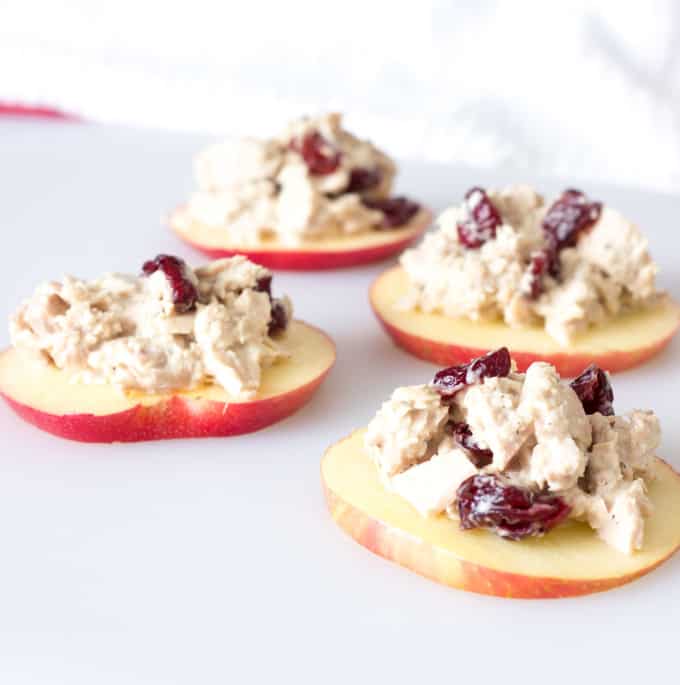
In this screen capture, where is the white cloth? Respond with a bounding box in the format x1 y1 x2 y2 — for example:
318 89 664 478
1 0 679 193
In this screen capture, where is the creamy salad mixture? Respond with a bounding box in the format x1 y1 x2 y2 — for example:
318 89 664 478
365 348 659 554
11 255 292 398
400 185 660 345
185 113 420 245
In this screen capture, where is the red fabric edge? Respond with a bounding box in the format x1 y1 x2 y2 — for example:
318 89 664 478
0 102 81 121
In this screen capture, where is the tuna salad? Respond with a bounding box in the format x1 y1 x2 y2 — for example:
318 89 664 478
10 255 292 398
365 348 660 554
183 112 421 245
400 185 661 345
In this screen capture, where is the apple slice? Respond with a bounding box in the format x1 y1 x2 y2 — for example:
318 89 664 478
169 206 432 270
0 321 335 443
371 266 680 376
322 430 680 598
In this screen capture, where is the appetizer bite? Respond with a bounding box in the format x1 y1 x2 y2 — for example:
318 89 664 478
322 349 680 598
0 255 335 442
171 113 431 269
371 185 680 375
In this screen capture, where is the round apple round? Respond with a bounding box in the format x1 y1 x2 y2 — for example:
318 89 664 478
371 266 680 376
0 321 335 443
170 206 432 270
322 430 680 599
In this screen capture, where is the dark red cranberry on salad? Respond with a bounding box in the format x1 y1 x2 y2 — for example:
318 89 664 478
362 196 420 228
253 274 288 335
456 474 571 540
141 254 198 313
268 299 288 336
290 131 342 175
525 248 558 299
457 187 502 249
525 189 601 299
433 347 512 399
347 167 383 194
570 364 614 416
254 275 272 296
447 422 493 468
542 189 602 251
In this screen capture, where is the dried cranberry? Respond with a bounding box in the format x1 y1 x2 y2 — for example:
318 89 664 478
255 275 272 296
432 347 511 399
347 167 382 194
253 273 288 335
456 474 571 540
525 189 601 296
362 196 420 228
457 187 502 249
447 422 493 468
141 254 198 313
542 189 601 251
268 299 288 335
570 364 614 416
525 248 558 299
290 131 341 175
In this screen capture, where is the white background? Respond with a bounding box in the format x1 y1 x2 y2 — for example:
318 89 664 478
0 119 678 684
3 0 680 193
